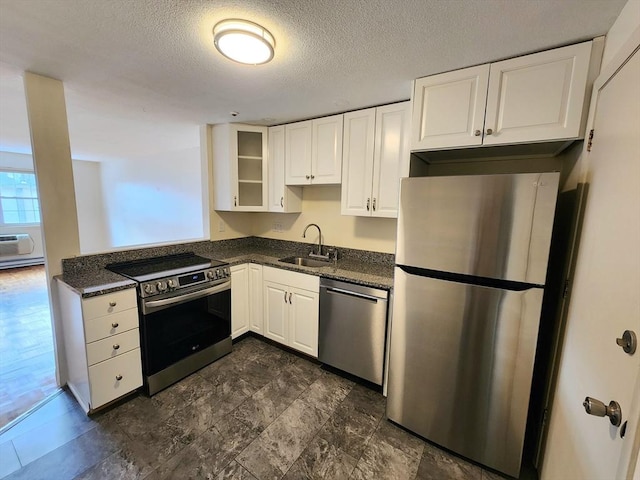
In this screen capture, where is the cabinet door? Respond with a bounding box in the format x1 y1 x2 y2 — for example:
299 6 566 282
371 102 410 218
268 126 302 212
230 264 249 339
483 41 592 145
263 280 288 345
312 114 343 184
411 65 490 150
235 125 268 211
248 263 264 334
289 287 319 357
285 121 313 185
341 108 376 216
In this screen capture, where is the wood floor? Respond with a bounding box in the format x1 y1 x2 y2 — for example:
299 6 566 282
0 265 58 428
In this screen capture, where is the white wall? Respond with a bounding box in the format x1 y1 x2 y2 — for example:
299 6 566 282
24 72 81 387
252 186 398 254
0 151 45 264
97 146 205 251
72 159 110 253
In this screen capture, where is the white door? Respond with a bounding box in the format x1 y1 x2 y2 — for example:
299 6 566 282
248 263 264 334
341 108 376 216
230 264 249 339
411 64 489 150
285 120 313 185
484 41 592 146
541 41 640 480
263 280 288 345
311 114 343 184
289 287 319 358
371 102 410 218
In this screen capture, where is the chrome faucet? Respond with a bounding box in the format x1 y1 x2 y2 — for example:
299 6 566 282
302 223 327 259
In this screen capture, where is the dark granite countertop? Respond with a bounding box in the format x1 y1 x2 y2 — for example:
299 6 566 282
55 270 136 297
59 237 395 297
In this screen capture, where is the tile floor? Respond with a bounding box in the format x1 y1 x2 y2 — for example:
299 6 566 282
0 265 58 428
0 336 519 480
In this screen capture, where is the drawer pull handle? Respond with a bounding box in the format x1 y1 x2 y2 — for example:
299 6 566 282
109 302 117 307
115 374 123 381
113 344 120 350
111 322 119 328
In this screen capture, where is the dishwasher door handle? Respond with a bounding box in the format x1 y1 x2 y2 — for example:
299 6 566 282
325 287 380 302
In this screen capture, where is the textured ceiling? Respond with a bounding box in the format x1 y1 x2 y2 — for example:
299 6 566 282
0 0 628 161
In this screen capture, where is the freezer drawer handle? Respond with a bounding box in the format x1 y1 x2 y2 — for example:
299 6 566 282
326 287 379 302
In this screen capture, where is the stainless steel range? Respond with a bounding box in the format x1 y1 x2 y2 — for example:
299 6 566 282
107 252 231 395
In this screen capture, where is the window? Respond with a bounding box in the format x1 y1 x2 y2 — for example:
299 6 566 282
0 171 40 225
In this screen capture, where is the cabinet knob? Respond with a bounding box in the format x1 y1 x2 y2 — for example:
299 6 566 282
284 291 287 303
288 292 292 304
372 198 376 211
366 198 370 211
111 322 119 328
115 374 123 381
311 175 315 179
486 128 493 135
234 196 237 206
474 130 481 136
305 175 310 179
280 196 284 207
109 301 117 307
113 344 120 350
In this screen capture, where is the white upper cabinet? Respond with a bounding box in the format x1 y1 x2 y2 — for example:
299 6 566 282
341 108 376 216
285 120 313 185
483 41 592 145
342 102 410 218
212 123 268 211
312 114 343 184
412 65 490 150
411 40 594 151
286 115 343 185
268 125 302 212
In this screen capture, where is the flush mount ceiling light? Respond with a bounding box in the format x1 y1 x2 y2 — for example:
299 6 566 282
213 19 275 65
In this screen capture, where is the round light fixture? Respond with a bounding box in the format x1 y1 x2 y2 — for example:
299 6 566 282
213 19 275 65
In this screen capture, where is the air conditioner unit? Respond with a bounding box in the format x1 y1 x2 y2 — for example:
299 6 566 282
0 234 34 256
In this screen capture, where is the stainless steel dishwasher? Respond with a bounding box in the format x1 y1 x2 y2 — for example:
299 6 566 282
319 278 389 385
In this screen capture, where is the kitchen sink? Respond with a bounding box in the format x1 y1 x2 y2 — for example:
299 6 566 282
278 256 331 268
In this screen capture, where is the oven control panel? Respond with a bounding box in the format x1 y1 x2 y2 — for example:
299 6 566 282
140 266 230 298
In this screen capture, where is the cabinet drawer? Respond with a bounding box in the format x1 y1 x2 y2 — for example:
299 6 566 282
82 288 137 320
84 308 139 343
86 329 140 366
89 348 142 409
263 266 320 292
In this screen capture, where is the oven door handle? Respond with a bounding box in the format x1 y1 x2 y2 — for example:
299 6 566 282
143 281 230 314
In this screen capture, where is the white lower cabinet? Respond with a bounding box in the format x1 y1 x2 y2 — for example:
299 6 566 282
263 266 319 357
248 263 264 334
231 264 250 338
57 281 142 413
231 263 264 338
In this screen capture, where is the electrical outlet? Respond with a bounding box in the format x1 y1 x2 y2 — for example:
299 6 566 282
218 221 226 232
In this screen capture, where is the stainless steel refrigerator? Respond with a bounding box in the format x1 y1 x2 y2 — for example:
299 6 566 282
387 172 560 477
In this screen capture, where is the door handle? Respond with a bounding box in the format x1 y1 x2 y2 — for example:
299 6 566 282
583 397 622 426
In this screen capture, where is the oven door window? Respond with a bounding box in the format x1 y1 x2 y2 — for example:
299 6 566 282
141 290 230 375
